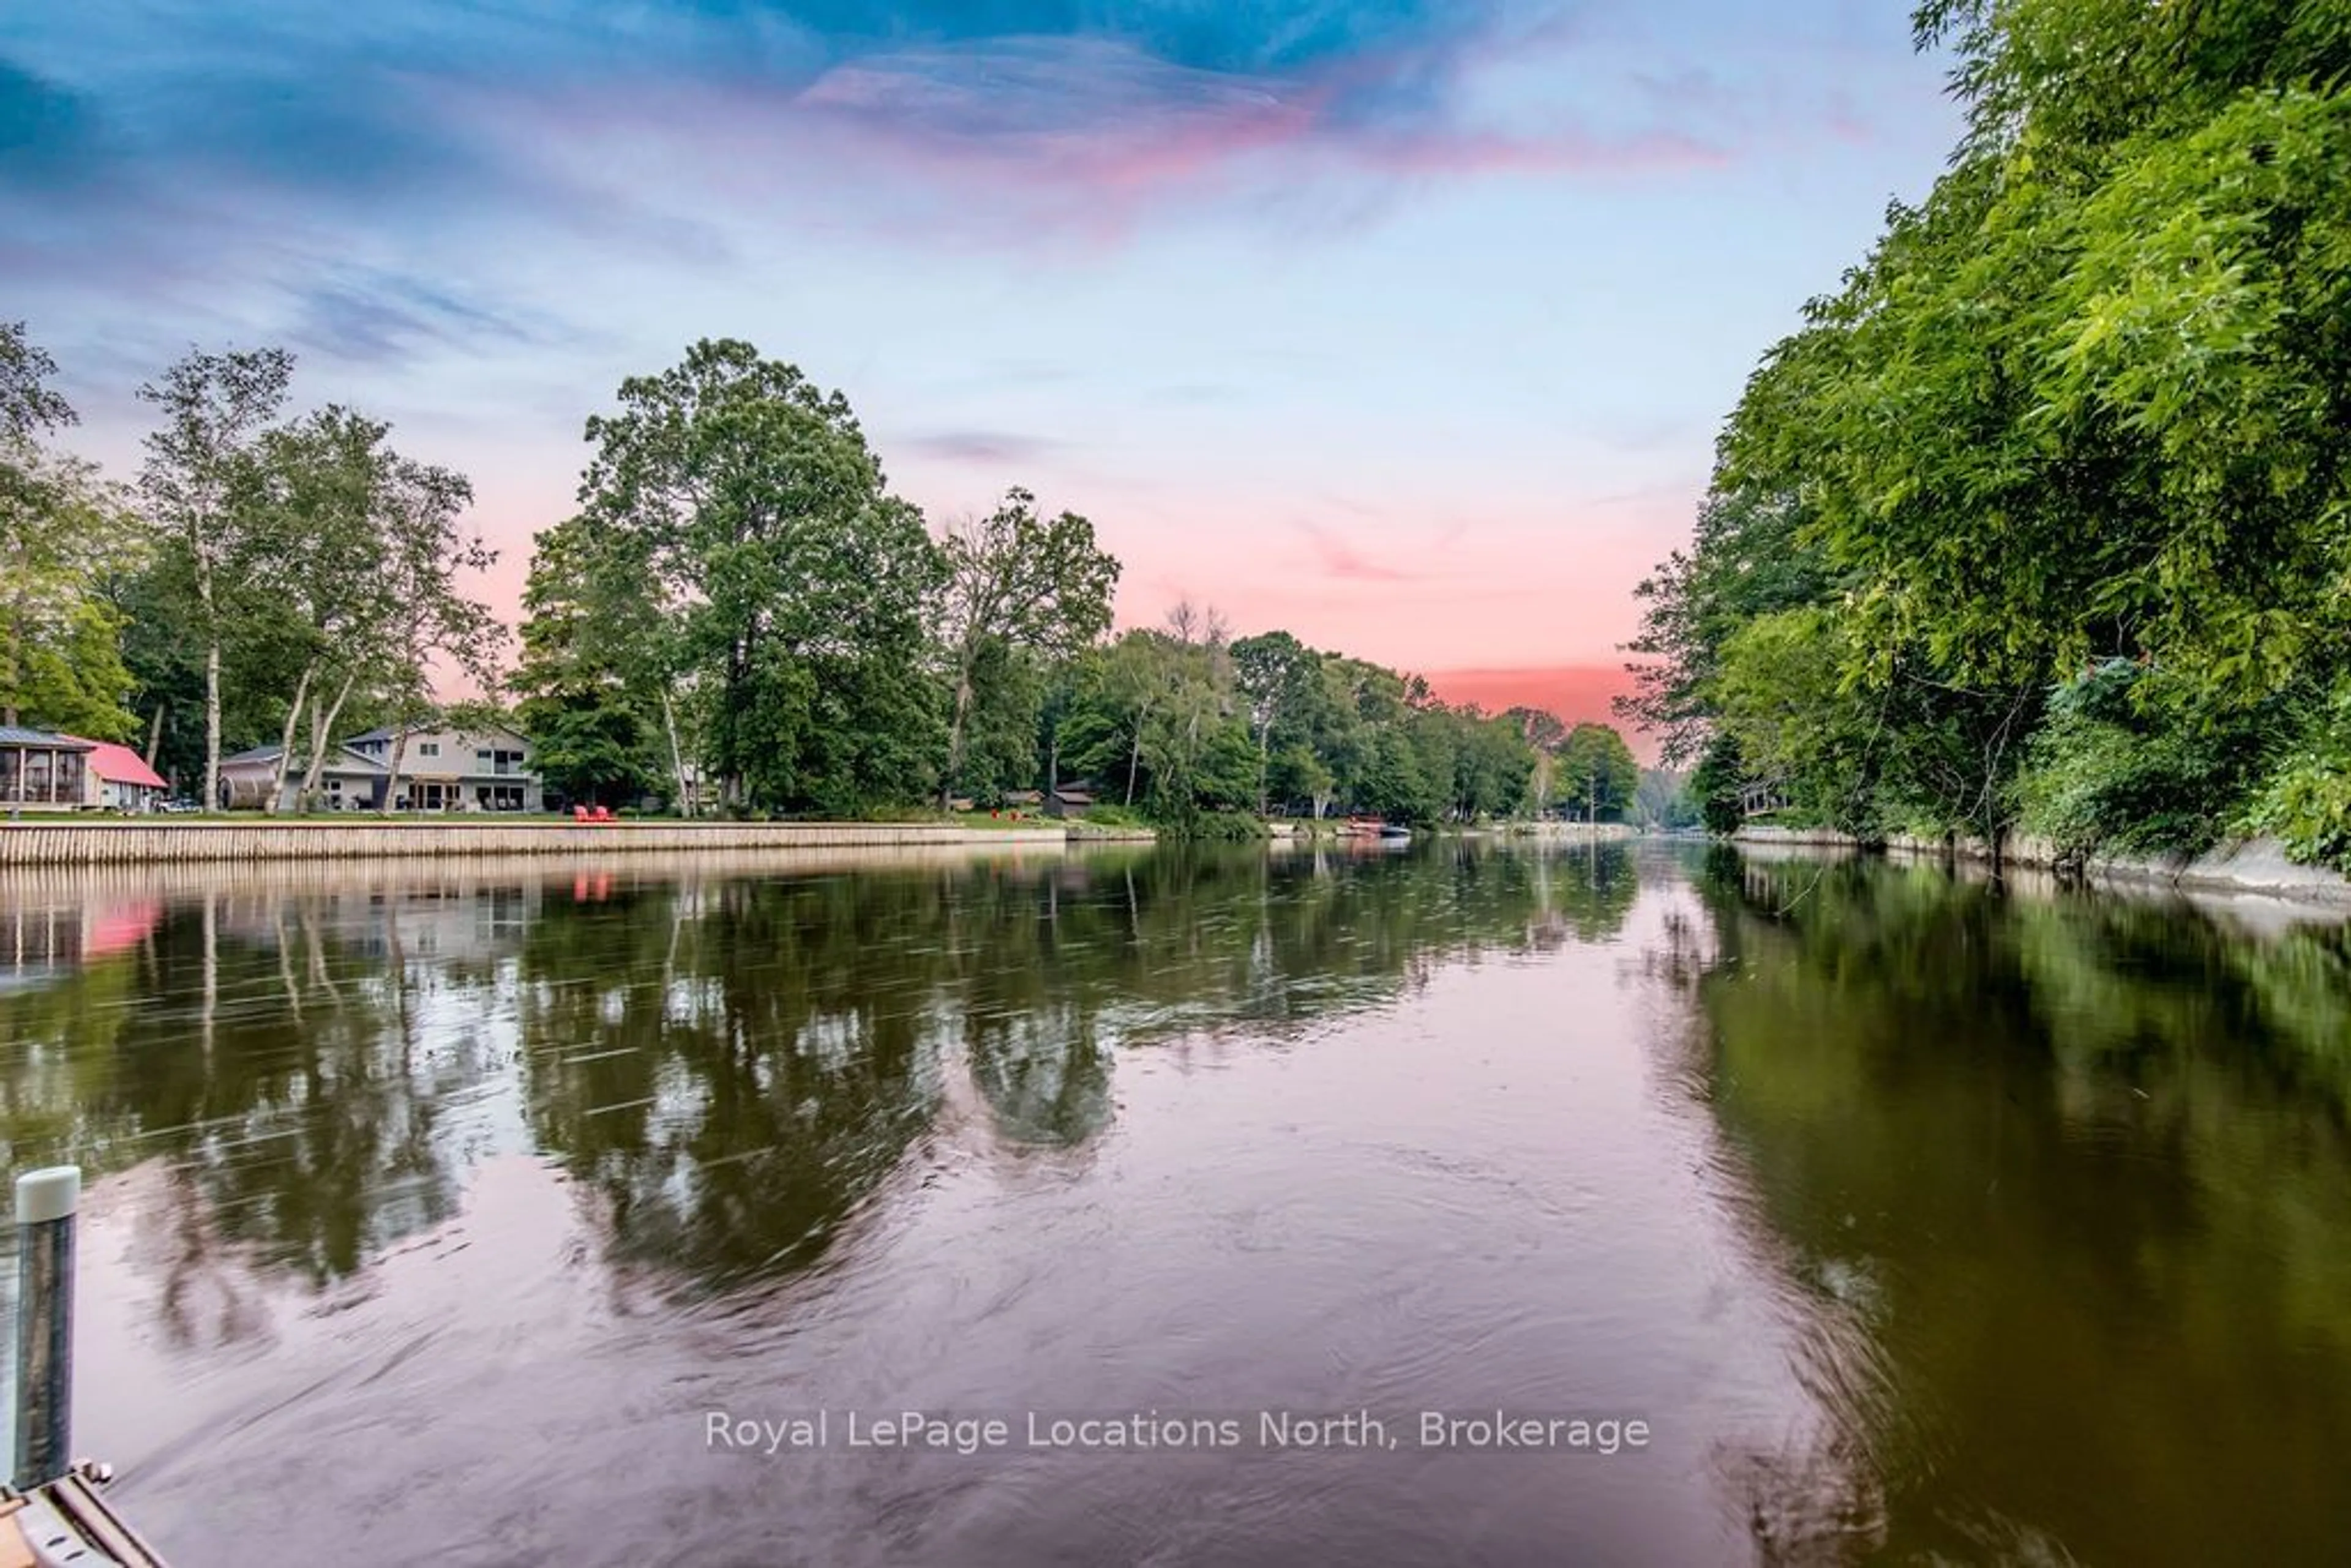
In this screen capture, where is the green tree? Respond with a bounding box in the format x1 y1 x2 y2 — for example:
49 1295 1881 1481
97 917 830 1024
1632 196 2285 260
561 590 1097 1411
1231 629 1319 815
932 487 1119 808
1556 722 1640 823
1621 0 2351 866
512 515 669 809
1 336 143 737
137 346 296 809
0 322 73 445
573 339 945 814
374 454 501 813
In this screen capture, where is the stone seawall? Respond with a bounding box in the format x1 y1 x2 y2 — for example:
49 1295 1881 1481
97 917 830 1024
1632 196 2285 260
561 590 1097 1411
0 820 1073 868
1732 825 2351 909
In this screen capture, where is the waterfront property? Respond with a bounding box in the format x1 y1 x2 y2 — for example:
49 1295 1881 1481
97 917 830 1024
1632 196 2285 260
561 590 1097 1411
217 724 549 813
62 737 171 812
1044 782 1096 819
345 724 544 812
218 741 392 811
0 727 94 810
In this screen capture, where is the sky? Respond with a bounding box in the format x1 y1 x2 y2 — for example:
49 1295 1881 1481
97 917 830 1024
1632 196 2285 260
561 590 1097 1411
1 1 1962 750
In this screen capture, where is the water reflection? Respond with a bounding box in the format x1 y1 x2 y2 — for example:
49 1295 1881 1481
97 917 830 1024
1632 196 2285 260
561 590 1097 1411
8 841 2350 1564
1678 849 2351 1566
0 841 1637 1304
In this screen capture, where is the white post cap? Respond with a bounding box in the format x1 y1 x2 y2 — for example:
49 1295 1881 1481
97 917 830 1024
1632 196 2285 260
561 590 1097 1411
15 1166 81 1225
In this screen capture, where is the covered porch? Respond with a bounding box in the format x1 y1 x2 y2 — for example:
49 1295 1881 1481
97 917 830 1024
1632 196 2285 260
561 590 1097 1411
0 727 95 810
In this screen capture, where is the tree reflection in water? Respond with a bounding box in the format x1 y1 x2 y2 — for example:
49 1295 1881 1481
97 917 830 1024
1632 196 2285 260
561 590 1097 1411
1669 847 2351 1566
0 841 1638 1305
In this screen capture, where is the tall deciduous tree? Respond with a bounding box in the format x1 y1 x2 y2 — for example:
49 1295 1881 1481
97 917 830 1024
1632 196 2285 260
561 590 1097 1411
512 514 673 809
1 327 144 737
1231 629 1317 816
1556 722 1640 823
574 339 944 813
248 408 395 810
138 347 294 809
932 487 1119 808
373 453 500 814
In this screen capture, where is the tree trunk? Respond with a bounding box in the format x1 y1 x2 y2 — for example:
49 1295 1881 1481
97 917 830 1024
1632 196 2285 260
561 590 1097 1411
942 664 974 812
203 632 223 812
662 685 692 819
384 727 410 815
2 610 18 726
266 663 317 814
1125 719 1142 808
301 669 360 809
144 703 165 768
1254 718 1272 817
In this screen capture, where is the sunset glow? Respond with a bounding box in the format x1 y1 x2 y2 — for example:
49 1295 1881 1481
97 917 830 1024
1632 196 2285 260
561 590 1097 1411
2 1 1960 738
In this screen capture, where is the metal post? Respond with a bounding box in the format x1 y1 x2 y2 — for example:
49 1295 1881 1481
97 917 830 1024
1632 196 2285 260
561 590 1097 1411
14 1165 80 1490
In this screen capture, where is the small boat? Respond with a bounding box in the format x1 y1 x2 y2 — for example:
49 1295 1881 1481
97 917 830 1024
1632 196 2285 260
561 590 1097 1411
1378 823 1412 841
1 1463 169 1565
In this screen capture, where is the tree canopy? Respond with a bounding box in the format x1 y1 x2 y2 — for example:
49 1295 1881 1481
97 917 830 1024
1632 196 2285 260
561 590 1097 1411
1622 0 2351 869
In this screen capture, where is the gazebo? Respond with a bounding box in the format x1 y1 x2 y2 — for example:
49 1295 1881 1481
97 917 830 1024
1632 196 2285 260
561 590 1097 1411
0 727 96 811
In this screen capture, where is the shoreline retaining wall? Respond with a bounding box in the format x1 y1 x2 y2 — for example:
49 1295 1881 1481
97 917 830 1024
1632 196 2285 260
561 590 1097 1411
1731 825 2351 910
0 820 1073 868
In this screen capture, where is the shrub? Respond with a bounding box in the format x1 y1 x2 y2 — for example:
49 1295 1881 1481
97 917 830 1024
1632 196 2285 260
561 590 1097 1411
2014 662 2281 861
2241 692 2351 871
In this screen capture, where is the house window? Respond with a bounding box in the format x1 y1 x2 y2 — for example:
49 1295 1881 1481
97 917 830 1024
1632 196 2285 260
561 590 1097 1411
419 742 440 758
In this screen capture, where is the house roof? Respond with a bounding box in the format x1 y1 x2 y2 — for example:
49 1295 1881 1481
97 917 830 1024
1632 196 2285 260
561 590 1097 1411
59 738 168 790
347 724 529 747
221 743 387 775
0 727 94 749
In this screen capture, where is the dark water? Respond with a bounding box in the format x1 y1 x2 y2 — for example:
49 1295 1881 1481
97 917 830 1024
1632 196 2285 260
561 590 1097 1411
2 839 2350 1566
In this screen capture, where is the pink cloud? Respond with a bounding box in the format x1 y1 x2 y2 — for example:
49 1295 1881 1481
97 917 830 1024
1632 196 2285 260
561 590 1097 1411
466 34 1733 246
1301 523 1418 583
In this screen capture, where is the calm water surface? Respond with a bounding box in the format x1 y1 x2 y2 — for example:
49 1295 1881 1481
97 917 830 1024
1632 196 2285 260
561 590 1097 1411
3 840 2350 1566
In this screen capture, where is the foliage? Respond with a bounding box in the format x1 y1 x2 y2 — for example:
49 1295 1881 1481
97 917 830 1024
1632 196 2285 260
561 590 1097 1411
1621 0 2351 868
2015 659 2285 860
571 339 945 815
1635 767 1700 830
1689 733 1747 836
1554 722 1640 823
2241 691 2351 871
933 487 1119 807
1 356 144 737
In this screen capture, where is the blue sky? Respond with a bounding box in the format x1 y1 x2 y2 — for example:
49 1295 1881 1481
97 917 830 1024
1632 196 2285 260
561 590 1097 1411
1 0 1960 726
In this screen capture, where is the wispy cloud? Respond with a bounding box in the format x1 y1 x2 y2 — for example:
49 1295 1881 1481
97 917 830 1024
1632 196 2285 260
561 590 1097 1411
899 427 1068 465
1301 522 1418 583
2 0 1742 289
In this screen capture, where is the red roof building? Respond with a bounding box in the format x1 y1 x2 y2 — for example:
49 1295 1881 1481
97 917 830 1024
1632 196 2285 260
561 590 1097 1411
61 737 170 810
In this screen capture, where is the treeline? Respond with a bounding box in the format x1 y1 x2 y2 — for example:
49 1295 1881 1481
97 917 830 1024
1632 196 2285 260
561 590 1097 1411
1 330 500 809
503 337 1646 827
4 329 1645 826
1622 0 2351 871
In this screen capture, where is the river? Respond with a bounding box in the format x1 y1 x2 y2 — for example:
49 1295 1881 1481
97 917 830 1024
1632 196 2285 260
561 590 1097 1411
1 839 2347 1566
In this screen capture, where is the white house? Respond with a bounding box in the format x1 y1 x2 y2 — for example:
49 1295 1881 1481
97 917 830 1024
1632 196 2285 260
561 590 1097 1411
343 724 545 813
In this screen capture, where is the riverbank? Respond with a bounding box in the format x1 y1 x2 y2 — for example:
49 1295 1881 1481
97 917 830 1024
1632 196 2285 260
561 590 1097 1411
0 819 1079 867
1733 825 2351 910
